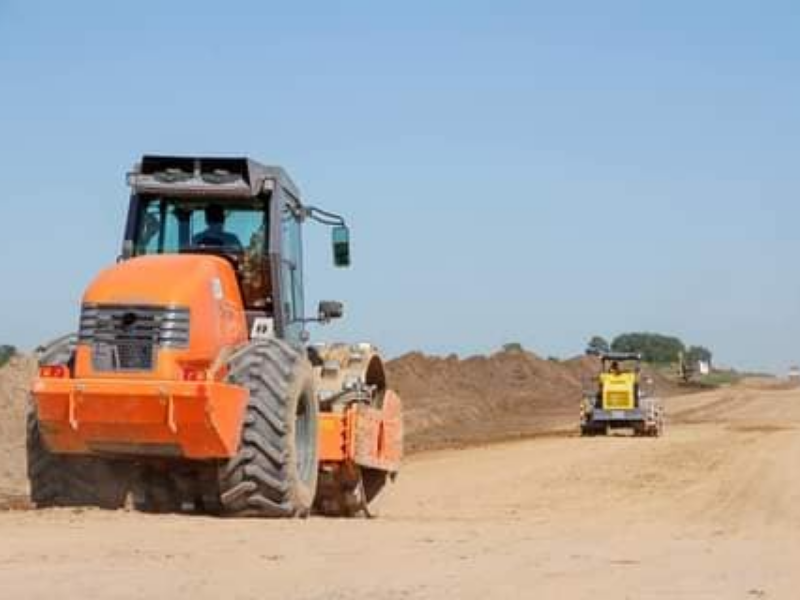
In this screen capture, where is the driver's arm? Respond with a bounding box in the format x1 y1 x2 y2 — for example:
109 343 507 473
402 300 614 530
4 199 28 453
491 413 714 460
224 232 243 249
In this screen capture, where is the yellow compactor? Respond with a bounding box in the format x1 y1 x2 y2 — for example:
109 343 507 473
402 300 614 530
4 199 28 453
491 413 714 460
580 352 664 437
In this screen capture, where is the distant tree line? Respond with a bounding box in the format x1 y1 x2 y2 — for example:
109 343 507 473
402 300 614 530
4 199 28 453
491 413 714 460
502 342 525 353
586 333 712 367
685 345 712 366
587 336 611 355
0 345 17 368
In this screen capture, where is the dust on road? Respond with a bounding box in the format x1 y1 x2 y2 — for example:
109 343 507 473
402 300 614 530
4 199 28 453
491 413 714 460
1 385 798 599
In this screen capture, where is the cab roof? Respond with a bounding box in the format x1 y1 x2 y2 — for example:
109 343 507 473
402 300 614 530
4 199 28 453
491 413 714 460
128 155 302 200
599 352 642 362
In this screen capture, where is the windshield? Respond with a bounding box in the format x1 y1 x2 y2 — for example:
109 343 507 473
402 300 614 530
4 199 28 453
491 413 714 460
603 360 639 373
134 197 267 256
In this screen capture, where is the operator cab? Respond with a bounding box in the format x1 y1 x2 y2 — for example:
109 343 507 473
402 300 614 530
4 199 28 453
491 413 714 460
601 353 642 376
122 155 350 343
594 352 644 409
131 196 271 311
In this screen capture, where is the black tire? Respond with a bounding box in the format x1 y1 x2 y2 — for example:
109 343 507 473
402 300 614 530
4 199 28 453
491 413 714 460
217 339 319 518
134 469 183 514
580 416 601 437
362 468 388 504
26 403 131 509
315 465 388 518
583 425 602 437
28 338 132 510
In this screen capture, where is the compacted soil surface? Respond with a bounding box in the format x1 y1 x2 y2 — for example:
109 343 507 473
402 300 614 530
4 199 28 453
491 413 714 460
1 382 798 599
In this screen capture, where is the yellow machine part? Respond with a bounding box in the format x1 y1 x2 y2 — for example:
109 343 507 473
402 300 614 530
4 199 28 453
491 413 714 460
600 372 636 410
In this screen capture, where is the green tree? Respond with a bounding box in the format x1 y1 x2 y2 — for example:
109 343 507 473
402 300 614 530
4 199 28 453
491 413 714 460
686 345 713 367
586 336 610 355
0 345 17 368
502 342 524 353
611 333 685 364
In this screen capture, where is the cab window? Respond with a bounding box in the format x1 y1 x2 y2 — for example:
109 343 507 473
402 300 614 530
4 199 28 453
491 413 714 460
133 198 266 255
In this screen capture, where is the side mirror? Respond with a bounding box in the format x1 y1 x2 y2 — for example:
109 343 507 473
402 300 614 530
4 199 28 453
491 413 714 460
318 301 344 323
332 226 351 268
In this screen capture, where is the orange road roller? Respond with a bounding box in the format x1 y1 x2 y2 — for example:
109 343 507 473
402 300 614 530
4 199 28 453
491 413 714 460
29 155 403 517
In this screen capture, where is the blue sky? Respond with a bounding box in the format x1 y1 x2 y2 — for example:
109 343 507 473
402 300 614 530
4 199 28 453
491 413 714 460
0 1 799 372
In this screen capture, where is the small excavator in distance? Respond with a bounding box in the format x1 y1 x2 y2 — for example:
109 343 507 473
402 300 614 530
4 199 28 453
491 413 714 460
29 155 403 517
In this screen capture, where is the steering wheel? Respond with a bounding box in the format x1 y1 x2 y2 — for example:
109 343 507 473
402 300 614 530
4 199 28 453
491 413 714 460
194 233 226 247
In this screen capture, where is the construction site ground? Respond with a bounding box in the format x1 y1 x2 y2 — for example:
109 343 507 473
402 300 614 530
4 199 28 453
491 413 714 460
1 351 798 599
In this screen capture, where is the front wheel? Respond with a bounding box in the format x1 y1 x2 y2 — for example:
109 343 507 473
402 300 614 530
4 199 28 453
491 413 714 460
216 340 319 518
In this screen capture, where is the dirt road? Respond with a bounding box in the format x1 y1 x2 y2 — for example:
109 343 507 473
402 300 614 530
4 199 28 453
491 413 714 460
1 385 798 599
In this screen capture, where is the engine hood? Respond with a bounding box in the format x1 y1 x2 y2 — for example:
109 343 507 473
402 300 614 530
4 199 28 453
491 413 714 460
85 255 241 307
82 255 248 360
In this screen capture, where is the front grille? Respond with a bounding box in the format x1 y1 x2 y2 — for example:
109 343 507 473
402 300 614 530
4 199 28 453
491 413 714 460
605 391 632 409
79 304 190 371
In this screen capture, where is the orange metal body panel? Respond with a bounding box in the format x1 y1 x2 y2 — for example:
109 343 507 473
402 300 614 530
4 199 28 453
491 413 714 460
33 254 402 472
31 254 253 459
319 414 348 462
33 377 249 459
318 390 403 473
353 390 403 472
77 255 248 381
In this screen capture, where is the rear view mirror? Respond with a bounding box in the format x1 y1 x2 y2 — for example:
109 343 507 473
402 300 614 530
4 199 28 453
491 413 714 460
318 300 344 323
332 226 351 268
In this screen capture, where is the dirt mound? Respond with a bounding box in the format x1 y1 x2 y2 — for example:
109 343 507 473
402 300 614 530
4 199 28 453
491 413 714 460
1 349 600 502
0 348 714 504
0 356 35 506
740 376 800 391
386 350 599 452
385 351 700 453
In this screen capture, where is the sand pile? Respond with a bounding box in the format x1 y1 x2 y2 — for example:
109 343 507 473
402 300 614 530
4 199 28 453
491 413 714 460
740 376 800 392
386 350 599 452
0 347 702 504
0 356 35 505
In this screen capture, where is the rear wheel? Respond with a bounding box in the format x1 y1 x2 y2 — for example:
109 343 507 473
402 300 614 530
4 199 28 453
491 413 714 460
26 403 131 509
133 469 183 514
28 338 132 509
580 414 604 437
314 466 388 518
216 340 319 518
